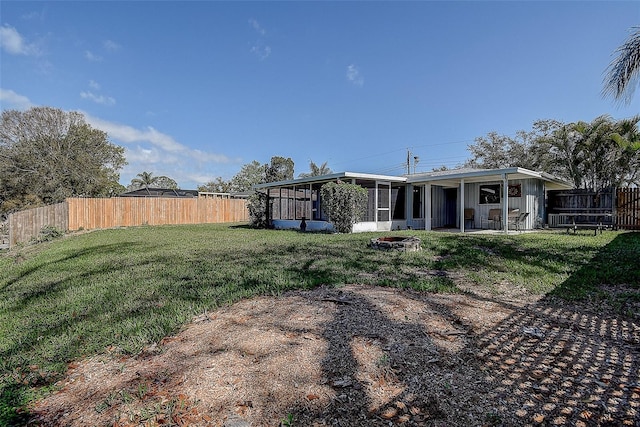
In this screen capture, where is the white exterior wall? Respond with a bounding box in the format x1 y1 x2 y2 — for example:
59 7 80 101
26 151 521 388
271 219 334 232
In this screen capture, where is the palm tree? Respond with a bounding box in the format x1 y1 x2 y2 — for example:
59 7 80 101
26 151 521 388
130 171 158 189
298 161 332 178
603 26 640 104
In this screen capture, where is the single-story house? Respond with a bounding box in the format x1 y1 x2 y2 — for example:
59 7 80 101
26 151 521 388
253 167 573 233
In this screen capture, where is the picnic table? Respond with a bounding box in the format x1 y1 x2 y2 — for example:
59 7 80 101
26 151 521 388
558 213 612 235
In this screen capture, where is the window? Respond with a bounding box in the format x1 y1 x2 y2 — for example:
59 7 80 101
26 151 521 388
479 184 501 204
391 185 406 220
412 186 423 219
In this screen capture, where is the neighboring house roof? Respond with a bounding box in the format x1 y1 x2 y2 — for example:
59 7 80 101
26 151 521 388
120 188 199 197
253 168 572 190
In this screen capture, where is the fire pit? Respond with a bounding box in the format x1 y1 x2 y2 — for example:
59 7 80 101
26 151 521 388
369 236 421 252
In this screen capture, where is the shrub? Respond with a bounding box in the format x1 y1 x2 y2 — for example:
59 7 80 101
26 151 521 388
35 225 64 243
320 181 368 233
248 192 268 228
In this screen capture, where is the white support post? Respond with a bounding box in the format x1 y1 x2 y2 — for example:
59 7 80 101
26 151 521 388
425 183 432 231
374 181 379 226
309 183 312 219
406 184 413 229
502 174 509 232
460 178 465 232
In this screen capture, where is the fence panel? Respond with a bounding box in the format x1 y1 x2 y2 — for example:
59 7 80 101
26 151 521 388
547 189 615 228
66 197 248 231
547 190 614 212
616 188 640 230
1 221 8 249
8 203 68 248
6 197 248 248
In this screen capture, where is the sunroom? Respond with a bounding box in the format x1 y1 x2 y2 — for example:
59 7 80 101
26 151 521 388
253 172 408 232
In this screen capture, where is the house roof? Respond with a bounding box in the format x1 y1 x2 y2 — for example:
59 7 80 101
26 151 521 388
253 172 407 189
253 167 572 190
405 167 573 189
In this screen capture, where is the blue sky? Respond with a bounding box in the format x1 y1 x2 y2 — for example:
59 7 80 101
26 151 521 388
1 1 639 189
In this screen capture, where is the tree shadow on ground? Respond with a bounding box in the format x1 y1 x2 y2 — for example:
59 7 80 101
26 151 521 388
284 286 500 426
283 233 640 426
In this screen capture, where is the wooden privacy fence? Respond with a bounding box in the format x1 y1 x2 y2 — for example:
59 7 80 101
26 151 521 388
547 188 640 230
7 197 249 248
617 188 640 230
8 202 69 248
66 197 248 230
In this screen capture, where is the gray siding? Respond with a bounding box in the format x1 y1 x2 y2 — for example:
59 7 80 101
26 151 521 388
462 179 542 229
421 178 544 230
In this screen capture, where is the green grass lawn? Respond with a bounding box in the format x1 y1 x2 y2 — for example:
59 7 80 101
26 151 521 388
1 224 639 424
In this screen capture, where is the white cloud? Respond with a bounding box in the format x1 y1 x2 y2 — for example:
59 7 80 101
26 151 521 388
250 42 271 60
249 18 266 36
84 50 103 62
103 39 120 52
187 173 219 184
0 24 39 55
125 146 163 164
83 113 232 165
80 91 115 106
22 10 45 21
0 88 35 110
346 64 364 87
89 80 101 90
248 18 271 60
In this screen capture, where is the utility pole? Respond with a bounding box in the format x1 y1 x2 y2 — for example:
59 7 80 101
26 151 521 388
406 149 419 174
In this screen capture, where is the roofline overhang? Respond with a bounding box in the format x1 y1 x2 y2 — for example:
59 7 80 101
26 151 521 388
253 171 407 190
252 167 573 191
406 167 573 189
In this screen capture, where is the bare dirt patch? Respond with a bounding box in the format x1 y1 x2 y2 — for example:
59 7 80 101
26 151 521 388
30 285 639 426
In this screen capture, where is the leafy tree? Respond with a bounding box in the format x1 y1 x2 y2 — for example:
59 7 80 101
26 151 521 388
230 160 266 192
535 115 640 190
465 130 540 170
198 177 233 193
603 26 640 104
265 156 294 183
320 180 368 233
298 160 333 178
128 171 178 190
468 116 640 191
0 107 126 214
530 120 584 188
247 156 295 228
154 176 178 189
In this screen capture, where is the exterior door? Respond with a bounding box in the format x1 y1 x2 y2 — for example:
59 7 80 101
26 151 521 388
444 188 457 228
